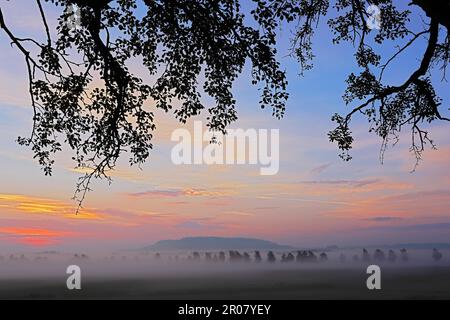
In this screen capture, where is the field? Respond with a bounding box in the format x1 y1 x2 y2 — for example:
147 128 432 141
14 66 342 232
0 249 449 299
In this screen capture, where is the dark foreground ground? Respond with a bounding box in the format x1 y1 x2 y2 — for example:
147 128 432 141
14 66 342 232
0 266 449 300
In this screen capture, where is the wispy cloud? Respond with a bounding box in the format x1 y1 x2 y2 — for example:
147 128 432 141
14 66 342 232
129 189 184 198
175 220 224 230
101 208 173 219
222 210 255 217
299 179 380 188
127 188 228 198
366 222 450 231
254 206 279 211
69 167 145 182
0 227 76 246
292 179 414 196
310 163 332 175
175 219 229 231
364 216 403 222
0 193 103 220
382 190 450 202
324 189 450 220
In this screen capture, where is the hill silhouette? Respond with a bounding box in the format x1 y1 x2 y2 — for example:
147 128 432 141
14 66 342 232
143 237 292 251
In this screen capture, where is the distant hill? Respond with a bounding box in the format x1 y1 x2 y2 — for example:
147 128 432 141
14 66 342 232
143 237 292 251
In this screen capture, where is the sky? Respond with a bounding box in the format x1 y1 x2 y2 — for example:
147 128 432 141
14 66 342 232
0 0 449 251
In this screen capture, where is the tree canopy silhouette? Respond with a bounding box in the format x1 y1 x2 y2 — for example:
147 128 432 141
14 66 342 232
0 0 448 208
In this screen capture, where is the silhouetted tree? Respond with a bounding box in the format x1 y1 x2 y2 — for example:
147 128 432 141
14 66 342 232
362 248 371 262
319 252 328 262
321 0 450 167
267 251 276 263
286 252 295 262
228 250 235 262
235 251 243 261
373 249 385 262
281 252 294 262
339 253 347 263
296 250 306 263
254 250 262 263
400 248 409 262
192 251 200 261
307 250 317 262
432 248 443 261
0 0 448 207
388 249 397 262
229 250 244 262
0 0 289 208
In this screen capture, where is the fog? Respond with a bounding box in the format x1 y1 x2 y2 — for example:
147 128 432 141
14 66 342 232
1 248 449 280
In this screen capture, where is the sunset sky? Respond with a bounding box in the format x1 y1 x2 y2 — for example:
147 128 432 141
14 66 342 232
0 0 449 251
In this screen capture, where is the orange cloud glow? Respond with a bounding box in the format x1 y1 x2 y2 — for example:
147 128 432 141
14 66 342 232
0 227 72 238
0 193 104 220
127 188 231 198
0 227 75 247
323 190 450 221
